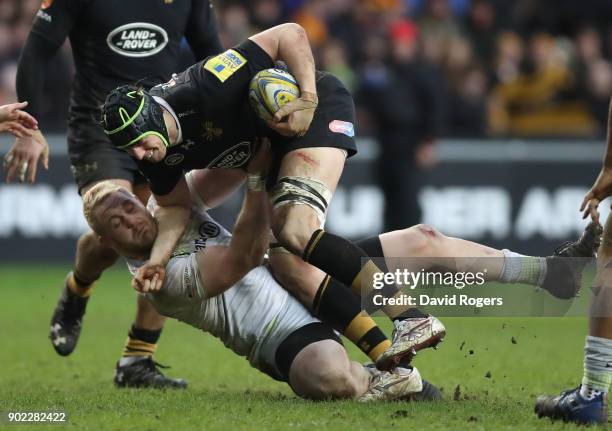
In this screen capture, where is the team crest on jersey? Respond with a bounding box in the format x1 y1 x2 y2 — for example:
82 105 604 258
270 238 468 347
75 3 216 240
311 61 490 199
202 121 223 141
107 23 168 58
164 153 184 166
207 142 252 169
204 50 247 83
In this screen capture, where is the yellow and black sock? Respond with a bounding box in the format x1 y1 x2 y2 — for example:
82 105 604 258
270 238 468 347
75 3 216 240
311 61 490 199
313 275 391 362
122 325 161 358
304 230 374 292
305 230 427 323
66 269 96 298
357 235 428 322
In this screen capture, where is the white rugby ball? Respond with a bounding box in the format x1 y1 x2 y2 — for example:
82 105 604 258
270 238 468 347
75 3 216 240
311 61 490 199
249 68 300 121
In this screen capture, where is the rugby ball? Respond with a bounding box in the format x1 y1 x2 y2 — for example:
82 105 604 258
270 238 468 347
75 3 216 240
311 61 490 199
249 68 300 121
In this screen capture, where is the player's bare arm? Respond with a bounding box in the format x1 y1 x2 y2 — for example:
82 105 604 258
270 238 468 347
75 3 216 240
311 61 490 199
187 168 246 210
582 96 612 223
133 176 192 293
196 147 271 297
249 23 318 137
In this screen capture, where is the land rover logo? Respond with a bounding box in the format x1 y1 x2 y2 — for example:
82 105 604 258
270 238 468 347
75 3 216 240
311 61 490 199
107 23 168 58
207 142 252 169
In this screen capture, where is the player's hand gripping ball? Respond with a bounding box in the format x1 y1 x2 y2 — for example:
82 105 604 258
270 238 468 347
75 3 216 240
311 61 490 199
249 68 300 122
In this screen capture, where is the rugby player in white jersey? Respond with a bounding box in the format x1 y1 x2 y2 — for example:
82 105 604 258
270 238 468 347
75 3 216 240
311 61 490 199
81 144 432 401
80 134 600 399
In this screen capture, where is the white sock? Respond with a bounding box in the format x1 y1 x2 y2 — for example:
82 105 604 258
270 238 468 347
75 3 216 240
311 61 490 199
580 335 612 399
119 356 148 367
499 250 547 286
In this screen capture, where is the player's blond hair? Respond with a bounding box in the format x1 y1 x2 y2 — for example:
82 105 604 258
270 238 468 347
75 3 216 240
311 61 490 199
82 181 126 233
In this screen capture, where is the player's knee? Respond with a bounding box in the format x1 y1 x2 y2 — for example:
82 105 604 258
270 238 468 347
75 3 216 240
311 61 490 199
272 208 319 254
310 366 359 399
296 356 358 400
401 224 445 256
290 341 359 400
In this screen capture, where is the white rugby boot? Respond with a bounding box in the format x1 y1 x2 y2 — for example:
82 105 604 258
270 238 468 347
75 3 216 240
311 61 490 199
357 366 423 402
376 315 446 370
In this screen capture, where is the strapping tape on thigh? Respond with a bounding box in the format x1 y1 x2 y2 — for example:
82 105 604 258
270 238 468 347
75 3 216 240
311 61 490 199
270 176 333 227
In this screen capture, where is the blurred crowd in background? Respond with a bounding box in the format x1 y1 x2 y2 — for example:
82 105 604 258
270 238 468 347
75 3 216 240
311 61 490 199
1 0 612 138
1 0 612 231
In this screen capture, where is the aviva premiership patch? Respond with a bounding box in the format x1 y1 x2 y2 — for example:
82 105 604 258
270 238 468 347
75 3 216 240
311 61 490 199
204 50 247 82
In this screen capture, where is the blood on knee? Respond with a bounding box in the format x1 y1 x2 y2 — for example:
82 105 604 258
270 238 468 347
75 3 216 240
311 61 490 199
402 224 443 256
415 224 439 239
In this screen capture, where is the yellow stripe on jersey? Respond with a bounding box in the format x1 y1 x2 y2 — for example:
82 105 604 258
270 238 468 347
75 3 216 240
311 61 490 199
204 49 247 83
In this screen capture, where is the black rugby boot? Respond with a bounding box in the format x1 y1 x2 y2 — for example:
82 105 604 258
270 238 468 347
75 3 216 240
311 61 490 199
49 274 90 356
114 357 187 389
540 222 602 299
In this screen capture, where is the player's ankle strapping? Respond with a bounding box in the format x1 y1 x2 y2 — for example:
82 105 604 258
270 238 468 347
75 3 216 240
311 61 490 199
313 275 390 362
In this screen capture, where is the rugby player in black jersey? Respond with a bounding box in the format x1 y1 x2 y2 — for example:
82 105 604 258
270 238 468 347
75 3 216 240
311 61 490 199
102 22 602 371
2 0 222 388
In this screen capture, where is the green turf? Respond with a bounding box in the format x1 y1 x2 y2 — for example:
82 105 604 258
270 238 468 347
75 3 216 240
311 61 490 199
0 264 601 430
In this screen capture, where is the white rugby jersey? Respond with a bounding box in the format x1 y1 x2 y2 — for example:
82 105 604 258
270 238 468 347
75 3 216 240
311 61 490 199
127 188 296 373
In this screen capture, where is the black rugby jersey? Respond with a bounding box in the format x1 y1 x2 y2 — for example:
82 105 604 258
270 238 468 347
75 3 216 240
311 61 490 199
27 0 220 128
139 39 275 196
